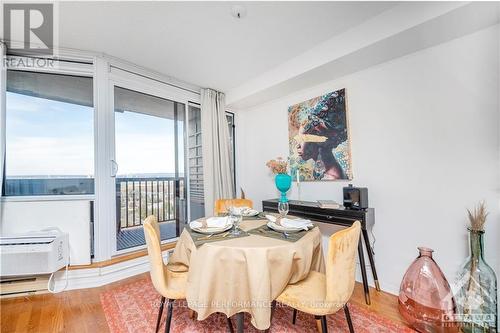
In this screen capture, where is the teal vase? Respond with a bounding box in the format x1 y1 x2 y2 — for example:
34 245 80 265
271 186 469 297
275 173 292 203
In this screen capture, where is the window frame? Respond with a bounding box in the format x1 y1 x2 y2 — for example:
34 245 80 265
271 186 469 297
0 50 204 262
3 70 95 197
1 56 96 202
107 69 197 256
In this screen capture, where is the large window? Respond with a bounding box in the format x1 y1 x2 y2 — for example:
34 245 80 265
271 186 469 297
188 106 236 221
3 70 94 196
188 105 204 220
113 87 186 250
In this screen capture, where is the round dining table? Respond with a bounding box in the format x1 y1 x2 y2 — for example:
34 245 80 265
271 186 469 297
167 217 325 331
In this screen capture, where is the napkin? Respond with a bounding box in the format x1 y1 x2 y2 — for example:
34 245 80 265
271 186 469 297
281 218 313 231
265 215 313 231
190 216 231 229
232 206 252 215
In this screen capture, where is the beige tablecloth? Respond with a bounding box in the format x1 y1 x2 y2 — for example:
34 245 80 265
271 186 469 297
168 219 325 330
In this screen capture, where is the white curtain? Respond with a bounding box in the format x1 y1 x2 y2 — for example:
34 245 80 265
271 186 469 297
0 42 6 202
0 42 6 230
201 88 235 216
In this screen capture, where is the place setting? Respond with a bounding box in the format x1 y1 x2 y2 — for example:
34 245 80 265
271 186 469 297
248 213 315 242
186 203 259 247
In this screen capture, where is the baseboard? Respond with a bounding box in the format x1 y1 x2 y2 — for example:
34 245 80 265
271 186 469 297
354 264 399 297
0 275 50 297
51 249 172 291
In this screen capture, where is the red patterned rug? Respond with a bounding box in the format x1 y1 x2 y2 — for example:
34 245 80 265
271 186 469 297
100 277 414 333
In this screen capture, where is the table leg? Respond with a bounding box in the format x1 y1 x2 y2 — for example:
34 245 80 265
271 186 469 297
236 312 244 333
358 239 371 305
362 229 381 291
226 316 234 333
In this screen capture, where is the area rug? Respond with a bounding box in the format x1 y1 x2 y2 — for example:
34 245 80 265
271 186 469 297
100 277 414 333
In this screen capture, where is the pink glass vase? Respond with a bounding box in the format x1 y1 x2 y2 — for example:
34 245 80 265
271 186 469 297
398 247 458 333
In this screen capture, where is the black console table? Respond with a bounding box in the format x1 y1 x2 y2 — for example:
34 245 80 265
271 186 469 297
262 199 380 305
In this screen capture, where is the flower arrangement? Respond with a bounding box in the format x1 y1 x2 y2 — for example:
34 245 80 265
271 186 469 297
266 157 288 174
467 201 488 231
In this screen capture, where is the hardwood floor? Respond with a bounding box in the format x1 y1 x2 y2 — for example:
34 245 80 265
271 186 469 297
1 273 409 333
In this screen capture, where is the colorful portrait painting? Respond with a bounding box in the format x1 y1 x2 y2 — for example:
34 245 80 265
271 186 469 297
288 88 352 181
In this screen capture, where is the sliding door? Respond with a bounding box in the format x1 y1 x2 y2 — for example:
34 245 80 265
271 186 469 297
112 86 186 251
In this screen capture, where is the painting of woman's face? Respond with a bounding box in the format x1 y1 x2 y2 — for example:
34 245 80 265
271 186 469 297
296 126 319 161
288 89 352 181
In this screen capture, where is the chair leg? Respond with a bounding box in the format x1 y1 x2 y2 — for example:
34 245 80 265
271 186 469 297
321 315 328 333
270 300 276 321
292 308 297 324
164 299 174 333
236 312 244 333
155 296 165 333
315 315 328 333
226 316 234 333
344 304 355 333
189 309 196 320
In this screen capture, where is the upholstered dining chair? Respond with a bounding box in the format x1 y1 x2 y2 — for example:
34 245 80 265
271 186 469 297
144 216 235 333
214 198 253 215
276 221 361 333
143 215 188 333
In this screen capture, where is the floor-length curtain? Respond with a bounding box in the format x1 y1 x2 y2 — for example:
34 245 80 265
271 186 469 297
200 88 235 216
0 42 6 230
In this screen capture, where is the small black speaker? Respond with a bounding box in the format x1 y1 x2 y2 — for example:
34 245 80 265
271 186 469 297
343 184 368 210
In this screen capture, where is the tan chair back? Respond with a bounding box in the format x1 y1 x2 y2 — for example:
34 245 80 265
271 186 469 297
325 221 361 305
143 215 168 296
214 198 253 215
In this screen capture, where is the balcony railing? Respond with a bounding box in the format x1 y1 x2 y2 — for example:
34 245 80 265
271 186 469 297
116 177 184 231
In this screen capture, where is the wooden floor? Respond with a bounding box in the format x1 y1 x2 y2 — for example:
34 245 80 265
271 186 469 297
1 273 409 333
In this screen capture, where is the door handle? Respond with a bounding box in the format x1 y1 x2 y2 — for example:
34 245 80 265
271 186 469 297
110 159 119 178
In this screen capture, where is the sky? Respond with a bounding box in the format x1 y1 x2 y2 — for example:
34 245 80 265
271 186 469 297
6 92 184 178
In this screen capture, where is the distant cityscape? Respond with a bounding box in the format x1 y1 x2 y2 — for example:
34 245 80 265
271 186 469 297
3 173 185 197
6 172 184 179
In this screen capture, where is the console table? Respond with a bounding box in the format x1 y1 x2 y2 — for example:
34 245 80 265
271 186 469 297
262 199 380 305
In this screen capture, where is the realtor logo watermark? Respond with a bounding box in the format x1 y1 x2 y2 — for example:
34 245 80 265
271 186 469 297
3 2 58 68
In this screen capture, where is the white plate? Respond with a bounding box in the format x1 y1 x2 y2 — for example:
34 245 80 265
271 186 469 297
191 223 233 235
266 222 304 233
242 209 259 217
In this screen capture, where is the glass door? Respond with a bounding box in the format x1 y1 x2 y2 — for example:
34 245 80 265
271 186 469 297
112 86 186 251
188 104 204 220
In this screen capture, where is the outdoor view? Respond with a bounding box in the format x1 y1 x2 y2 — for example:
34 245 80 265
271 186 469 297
5 71 229 251
4 71 94 196
113 86 186 250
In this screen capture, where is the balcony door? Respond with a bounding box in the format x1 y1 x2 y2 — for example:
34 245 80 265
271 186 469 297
112 86 186 251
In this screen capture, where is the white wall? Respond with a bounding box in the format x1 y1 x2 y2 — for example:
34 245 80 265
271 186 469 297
235 25 500 295
0 200 92 265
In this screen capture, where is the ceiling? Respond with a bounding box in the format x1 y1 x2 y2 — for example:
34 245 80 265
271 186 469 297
58 2 396 91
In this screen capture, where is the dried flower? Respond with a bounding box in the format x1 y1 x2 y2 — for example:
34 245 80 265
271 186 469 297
467 202 489 232
266 157 288 174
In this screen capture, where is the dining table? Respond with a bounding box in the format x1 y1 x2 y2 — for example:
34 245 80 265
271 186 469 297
167 216 325 332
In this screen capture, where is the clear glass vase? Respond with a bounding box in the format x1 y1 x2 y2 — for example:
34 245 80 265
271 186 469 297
398 247 458 333
455 228 498 333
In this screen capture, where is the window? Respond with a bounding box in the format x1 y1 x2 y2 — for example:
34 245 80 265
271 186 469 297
3 70 94 196
188 107 236 220
113 87 186 250
188 105 204 220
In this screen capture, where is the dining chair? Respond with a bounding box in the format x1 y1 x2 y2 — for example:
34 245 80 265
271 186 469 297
275 221 361 333
214 198 253 215
144 216 235 333
144 215 188 333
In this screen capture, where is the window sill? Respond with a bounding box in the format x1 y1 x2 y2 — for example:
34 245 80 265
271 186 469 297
0 194 95 203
